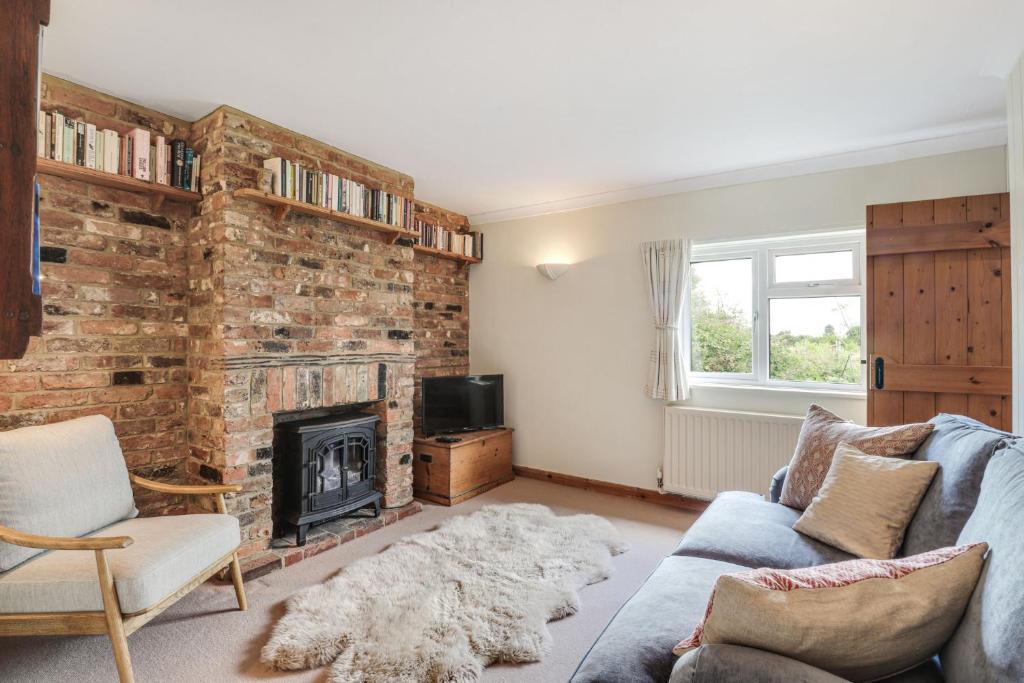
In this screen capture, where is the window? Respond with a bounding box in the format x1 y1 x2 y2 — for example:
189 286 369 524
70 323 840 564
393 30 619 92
685 230 864 391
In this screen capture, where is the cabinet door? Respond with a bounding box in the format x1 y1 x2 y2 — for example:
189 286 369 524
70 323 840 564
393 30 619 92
866 194 1011 429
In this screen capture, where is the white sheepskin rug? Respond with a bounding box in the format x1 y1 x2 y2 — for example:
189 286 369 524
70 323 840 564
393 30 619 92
261 503 628 682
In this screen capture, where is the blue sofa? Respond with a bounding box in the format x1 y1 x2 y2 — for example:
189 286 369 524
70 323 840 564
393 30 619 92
571 414 1024 682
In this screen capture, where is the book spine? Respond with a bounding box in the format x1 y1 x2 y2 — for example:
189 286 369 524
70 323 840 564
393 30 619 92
75 121 86 166
183 147 194 190
86 124 97 169
126 128 151 180
170 139 186 188
45 113 53 159
96 131 105 172
53 113 64 162
155 137 168 185
62 117 74 163
106 131 120 174
191 154 201 192
37 111 45 157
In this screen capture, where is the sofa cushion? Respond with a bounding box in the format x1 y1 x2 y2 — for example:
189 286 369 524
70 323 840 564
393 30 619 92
669 647 946 683
793 444 939 559
941 441 1024 682
902 413 1010 557
0 415 139 571
669 644 847 683
570 555 745 683
779 404 933 510
672 491 855 569
0 514 240 614
675 543 986 681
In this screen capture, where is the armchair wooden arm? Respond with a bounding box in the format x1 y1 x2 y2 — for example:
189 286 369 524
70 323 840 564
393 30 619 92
0 523 133 551
128 474 242 496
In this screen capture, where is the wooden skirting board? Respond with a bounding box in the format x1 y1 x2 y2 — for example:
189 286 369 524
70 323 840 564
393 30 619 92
512 466 709 512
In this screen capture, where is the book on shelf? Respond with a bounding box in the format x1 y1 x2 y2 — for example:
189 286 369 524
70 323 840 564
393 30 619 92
155 136 168 185
414 220 483 260
36 111 45 157
85 124 97 169
74 121 85 166
62 117 74 164
261 156 414 229
37 110 200 192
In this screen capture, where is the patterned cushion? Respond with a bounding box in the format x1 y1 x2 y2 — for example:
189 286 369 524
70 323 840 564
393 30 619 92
793 443 939 559
675 544 988 682
779 404 933 510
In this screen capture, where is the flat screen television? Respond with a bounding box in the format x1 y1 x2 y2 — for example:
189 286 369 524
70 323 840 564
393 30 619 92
421 374 504 435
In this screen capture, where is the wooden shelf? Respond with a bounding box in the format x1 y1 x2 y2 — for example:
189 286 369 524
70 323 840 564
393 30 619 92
37 158 202 210
413 244 481 264
233 188 419 242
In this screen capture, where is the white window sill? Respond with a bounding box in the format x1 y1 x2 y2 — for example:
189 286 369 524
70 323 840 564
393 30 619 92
679 381 867 402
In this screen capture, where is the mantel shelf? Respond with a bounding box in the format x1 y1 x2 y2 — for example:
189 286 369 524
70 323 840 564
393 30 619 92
37 158 202 210
413 244 481 264
233 188 419 242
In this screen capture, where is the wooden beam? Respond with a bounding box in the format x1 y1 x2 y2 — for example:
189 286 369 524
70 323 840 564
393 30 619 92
867 219 1009 256
871 355 1011 396
0 0 49 359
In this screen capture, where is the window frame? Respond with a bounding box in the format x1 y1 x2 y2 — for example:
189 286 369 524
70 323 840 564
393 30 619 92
684 229 866 393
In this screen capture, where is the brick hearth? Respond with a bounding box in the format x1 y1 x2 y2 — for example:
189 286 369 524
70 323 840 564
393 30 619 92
0 77 472 575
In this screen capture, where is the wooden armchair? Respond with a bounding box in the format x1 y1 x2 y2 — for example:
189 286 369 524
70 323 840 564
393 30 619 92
0 416 248 683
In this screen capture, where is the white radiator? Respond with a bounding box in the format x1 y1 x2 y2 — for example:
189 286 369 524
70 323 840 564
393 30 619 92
663 407 804 500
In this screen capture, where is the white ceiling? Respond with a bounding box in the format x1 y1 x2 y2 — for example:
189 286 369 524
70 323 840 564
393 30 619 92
42 0 1024 222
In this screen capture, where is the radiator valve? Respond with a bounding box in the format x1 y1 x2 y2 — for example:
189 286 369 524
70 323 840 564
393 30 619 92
656 466 664 492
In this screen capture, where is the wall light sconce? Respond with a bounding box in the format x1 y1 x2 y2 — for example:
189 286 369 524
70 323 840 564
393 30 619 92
536 263 570 281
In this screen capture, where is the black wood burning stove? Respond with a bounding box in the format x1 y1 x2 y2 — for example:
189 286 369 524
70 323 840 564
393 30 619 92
276 412 382 546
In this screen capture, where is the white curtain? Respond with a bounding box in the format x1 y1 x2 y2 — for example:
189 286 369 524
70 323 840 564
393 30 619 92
641 239 690 401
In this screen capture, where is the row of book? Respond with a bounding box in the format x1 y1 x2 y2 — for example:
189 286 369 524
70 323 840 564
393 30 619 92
414 220 483 260
37 111 200 192
263 157 413 228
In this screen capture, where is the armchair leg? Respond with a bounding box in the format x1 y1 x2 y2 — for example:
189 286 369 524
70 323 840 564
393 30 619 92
94 550 135 683
229 552 248 611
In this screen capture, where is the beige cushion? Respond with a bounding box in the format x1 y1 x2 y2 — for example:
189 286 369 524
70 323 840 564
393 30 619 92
674 543 988 682
794 443 939 559
0 415 139 571
0 514 240 614
779 404 933 510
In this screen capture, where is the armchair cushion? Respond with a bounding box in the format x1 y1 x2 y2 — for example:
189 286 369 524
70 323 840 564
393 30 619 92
0 513 240 614
0 415 138 571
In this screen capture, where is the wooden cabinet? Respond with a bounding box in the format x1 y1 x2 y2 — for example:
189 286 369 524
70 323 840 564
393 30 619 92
413 428 513 505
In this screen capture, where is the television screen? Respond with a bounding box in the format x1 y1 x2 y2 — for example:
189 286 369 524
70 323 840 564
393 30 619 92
422 375 503 435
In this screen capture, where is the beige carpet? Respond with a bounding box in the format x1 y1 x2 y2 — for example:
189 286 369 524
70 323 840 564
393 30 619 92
0 478 698 682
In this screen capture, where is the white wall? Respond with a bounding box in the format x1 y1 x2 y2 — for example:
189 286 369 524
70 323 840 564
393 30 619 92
470 147 1009 491
1009 56 1024 433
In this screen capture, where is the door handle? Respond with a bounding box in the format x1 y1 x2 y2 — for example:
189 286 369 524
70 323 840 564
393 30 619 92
873 357 884 390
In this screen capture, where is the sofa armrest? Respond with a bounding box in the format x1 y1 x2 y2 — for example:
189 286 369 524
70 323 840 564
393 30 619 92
0 523 133 551
768 465 789 503
670 644 847 683
129 474 242 496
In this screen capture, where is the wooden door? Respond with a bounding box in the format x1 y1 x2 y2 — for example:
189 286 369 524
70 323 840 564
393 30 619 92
866 193 1011 429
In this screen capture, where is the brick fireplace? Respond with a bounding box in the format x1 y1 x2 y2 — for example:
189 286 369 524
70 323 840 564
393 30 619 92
0 77 472 578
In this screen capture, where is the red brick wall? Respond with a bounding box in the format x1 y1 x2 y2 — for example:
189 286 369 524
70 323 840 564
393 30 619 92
0 77 193 514
411 201 471 429
1 78 472 544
